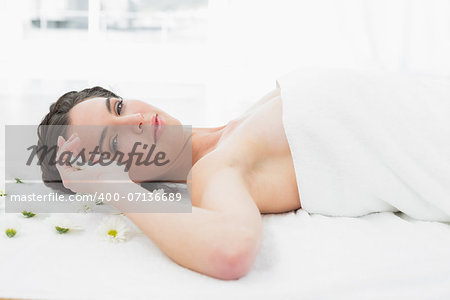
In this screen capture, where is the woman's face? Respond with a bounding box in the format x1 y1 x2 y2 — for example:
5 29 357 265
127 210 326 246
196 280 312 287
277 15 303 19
66 97 189 182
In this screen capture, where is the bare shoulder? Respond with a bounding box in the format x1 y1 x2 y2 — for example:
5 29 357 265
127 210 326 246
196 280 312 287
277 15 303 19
241 87 281 117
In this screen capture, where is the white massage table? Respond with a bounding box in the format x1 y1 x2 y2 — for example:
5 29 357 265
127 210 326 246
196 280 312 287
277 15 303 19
1 194 450 299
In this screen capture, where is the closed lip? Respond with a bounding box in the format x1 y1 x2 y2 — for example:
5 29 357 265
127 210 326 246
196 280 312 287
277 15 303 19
151 113 164 143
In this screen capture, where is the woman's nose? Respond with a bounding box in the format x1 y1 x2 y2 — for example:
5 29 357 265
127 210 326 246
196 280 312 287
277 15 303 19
115 113 144 134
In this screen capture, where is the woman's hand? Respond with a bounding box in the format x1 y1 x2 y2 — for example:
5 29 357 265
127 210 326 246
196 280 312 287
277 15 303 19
56 133 132 194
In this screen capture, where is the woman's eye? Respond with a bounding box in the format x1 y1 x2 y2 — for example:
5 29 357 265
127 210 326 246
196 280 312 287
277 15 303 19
116 100 123 115
110 134 118 153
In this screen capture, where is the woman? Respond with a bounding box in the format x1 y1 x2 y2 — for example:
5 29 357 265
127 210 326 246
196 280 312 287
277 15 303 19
38 82 300 280
38 68 450 280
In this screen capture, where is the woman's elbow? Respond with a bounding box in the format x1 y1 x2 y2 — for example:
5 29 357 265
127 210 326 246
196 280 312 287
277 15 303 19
215 249 255 280
210 234 261 280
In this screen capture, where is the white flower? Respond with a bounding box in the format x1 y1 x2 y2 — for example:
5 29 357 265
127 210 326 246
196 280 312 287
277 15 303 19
96 215 129 243
152 188 165 195
76 199 96 213
45 216 83 234
151 188 165 201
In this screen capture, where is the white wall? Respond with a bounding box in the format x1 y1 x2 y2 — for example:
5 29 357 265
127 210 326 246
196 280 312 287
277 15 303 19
1 0 450 126
205 0 450 124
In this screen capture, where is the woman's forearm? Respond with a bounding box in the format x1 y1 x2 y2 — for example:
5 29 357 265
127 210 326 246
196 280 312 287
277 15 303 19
108 182 260 280
53 117 262 280
125 208 260 280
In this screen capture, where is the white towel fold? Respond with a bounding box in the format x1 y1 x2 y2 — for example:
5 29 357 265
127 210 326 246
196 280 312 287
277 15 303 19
278 67 450 221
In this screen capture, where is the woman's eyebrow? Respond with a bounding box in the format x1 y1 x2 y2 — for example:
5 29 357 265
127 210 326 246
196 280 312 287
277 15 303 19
105 97 112 113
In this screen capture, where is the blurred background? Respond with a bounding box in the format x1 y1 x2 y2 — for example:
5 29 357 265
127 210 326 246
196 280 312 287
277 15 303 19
1 0 450 185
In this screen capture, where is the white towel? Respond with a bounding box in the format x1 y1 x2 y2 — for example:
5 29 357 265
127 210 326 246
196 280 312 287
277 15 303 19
278 67 450 221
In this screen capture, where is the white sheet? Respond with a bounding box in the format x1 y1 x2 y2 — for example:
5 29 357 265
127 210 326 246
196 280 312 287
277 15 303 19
1 201 450 299
279 67 450 221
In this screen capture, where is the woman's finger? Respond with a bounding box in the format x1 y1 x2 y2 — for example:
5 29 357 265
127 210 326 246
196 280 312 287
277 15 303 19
59 136 80 155
57 133 77 153
67 132 78 143
57 133 75 153
66 137 81 158
57 136 65 148
56 136 67 157
56 138 80 172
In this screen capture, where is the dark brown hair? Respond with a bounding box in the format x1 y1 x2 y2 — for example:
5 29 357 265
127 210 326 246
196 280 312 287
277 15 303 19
37 87 120 194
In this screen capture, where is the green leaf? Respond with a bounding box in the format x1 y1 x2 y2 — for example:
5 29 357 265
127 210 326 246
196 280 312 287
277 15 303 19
6 228 16 238
22 210 36 218
0 190 6 197
15 178 24 184
55 226 70 234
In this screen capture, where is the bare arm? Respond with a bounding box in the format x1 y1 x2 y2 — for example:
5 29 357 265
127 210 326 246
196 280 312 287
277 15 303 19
57 131 262 280
124 167 263 280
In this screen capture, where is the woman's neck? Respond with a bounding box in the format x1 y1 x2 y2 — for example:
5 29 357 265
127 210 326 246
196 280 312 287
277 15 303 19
191 125 227 165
